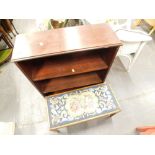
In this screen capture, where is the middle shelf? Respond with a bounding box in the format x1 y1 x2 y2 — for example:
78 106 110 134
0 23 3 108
32 52 108 81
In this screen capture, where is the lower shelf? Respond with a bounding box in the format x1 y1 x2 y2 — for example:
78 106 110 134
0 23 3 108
37 72 102 94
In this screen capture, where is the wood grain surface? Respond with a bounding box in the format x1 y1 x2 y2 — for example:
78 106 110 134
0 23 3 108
32 52 108 81
12 23 122 61
37 72 102 93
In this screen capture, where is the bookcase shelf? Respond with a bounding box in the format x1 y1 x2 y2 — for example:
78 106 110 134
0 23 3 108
32 51 108 81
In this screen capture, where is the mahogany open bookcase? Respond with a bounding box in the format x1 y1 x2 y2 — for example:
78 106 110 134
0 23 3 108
12 23 122 97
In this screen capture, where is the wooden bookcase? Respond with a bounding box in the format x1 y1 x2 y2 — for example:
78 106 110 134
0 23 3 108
12 24 122 97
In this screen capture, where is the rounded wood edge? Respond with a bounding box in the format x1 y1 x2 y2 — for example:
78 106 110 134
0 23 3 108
49 109 121 131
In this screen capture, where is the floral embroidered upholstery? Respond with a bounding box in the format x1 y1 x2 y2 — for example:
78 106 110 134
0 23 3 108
47 83 121 129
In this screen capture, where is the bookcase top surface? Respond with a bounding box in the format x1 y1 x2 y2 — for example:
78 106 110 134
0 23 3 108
12 23 122 61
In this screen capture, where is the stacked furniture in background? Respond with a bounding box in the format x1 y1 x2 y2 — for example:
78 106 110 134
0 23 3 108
0 24 13 48
85 19 152 72
0 21 14 65
0 19 18 39
132 19 155 35
116 29 152 71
